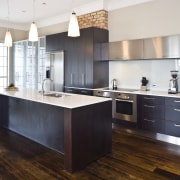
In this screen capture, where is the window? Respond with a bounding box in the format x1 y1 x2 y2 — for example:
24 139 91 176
0 43 8 88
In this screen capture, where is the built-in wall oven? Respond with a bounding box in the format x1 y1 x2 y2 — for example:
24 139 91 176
93 89 137 123
113 92 137 122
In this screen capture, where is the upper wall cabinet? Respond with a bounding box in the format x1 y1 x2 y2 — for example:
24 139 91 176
144 35 180 59
108 39 143 60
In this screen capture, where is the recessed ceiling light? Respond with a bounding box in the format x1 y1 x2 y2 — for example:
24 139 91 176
42 2 46 5
22 10 26 13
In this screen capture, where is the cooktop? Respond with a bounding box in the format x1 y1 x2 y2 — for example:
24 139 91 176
103 87 138 92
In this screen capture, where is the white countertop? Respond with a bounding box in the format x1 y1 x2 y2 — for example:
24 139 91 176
134 90 180 98
0 88 111 109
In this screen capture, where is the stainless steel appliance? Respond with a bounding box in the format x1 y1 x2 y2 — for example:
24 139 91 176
111 78 117 90
168 70 179 94
45 51 64 92
93 90 112 98
94 88 137 123
113 92 137 122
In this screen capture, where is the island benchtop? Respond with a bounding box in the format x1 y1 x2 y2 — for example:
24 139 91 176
0 88 111 109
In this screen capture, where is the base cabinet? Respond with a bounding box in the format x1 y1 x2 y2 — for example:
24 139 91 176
64 87 93 96
138 95 165 133
138 95 180 137
165 97 180 137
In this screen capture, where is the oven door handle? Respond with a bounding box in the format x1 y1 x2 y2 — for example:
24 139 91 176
115 99 134 103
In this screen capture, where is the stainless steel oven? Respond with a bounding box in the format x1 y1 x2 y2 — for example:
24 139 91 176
113 92 137 122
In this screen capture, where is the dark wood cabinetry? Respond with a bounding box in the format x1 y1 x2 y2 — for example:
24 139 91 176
46 27 109 90
138 95 165 133
64 87 93 96
165 97 180 137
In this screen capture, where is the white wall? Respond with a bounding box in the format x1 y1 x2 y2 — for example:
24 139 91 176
0 27 27 41
108 0 180 91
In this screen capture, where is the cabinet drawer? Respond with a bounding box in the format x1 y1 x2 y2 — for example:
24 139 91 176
165 97 180 106
64 88 78 94
78 89 93 96
165 120 180 137
141 95 164 105
165 106 180 122
142 104 164 119
141 118 164 133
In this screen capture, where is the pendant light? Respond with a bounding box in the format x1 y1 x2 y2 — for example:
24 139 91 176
29 0 38 41
68 10 80 37
4 0 12 47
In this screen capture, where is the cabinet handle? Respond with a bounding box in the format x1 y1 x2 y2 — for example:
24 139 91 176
144 104 155 108
174 100 180 103
174 108 180 112
144 97 155 100
174 124 180 127
115 99 134 103
144 119 155 123
70 73 73 85
82 73 85 86
80 90 87 94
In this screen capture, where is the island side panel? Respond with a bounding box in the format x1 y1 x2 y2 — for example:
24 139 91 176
64 100 112 172
1 96 64 153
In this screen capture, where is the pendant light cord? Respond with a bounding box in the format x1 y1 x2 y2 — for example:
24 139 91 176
33 0 35 23
7 0 10 30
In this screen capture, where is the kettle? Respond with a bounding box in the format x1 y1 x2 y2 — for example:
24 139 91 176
111 78 117 90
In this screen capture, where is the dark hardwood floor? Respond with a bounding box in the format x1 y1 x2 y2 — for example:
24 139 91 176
0 124 180 180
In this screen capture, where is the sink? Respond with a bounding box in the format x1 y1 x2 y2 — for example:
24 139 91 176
43 92 63 98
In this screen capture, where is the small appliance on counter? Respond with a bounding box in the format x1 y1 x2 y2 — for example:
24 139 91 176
111 78 117 90
140 77 148 91
168 70 178 94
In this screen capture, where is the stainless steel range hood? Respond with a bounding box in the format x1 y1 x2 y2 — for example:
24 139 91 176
109 34 180 60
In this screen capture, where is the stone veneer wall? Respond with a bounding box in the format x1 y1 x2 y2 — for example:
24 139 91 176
78 10 108 30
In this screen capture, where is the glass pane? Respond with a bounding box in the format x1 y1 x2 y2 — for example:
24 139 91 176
0 47 3 55
0 67 4 76
0 57 3 66
0 78 4 87
3 47 7 56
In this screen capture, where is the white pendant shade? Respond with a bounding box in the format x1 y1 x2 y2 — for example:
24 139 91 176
68 12 80 37
4 30 12 47
29 22 38 41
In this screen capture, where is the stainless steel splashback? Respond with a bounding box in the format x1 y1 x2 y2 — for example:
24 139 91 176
109 34 180 60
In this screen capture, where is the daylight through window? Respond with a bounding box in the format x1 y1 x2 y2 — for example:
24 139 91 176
0 43 8 88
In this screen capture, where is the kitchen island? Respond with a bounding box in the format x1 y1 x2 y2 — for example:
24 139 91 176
0 89 112 172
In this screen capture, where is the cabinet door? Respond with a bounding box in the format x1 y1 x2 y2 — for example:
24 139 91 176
141 118 164 133
46 32 66 52
165 120 180 137
83 28 93 88
64 37 78 87
138 95 165 133
165 106 180 122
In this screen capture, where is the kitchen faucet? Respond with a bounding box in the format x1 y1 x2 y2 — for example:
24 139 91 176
42 78 53 95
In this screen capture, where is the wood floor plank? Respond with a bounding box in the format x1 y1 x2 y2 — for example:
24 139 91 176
0 125 180 179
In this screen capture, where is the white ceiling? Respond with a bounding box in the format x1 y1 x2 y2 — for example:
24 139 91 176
0 0 154 30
